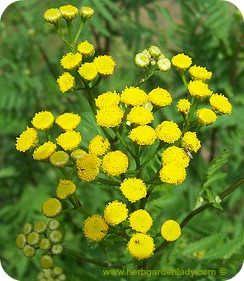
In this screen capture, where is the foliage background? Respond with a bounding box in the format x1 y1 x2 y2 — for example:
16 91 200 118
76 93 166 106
0 0 243 280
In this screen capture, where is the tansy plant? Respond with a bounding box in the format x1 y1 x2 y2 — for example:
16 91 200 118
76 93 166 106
15 3 244 277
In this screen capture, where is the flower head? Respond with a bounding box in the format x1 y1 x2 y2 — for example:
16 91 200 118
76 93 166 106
120 178 147 203
78 41 95 57
40 255 54 269
157 57 171 71
56 179 76 200
43 8 62 24
127 106 154 125
189 65 212 81
121 87 148 106
161 220 181 241
76 153 101 182
34 221 47 234
31 111 54 131
156 121 181 143
127 233 155 260
56 131 82 151
177 99 191 114
33 141 57 160
162 146 190 168
80 6 95 19
129 210 153 233
148 87 172 107
196 108 217 126
171 53 192 70
104 200 128 226
59 5 78 20
49 151 69 167
42 198 62 218
71 149 86 160
95 91 120 109
209 93 232 115
188 80 212 99
149 45 162 58
56 113 81 131
60 52 82 70
78 62 98 81
88 135 110 156
129 125 156 146
134 52 150 68
102 151 128 176
57 72 75 93
83 215 108 241
93 55 116 75
159 164 186 185
16 127 38 152
96 106 123 128
181 131 201 153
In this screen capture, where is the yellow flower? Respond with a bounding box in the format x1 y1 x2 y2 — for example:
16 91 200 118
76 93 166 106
57 72 75 93
56 179 76 200
59 5 78 20
56 131 82 151
60 52 82 70
33 142 57 160
159 164 186 185
129 210 153 233
93 55 116 75
83 215 108 241
189 65 212 81
156 121 181 143
76 153 101 182
181 131 201 153
127 233 155 260
78 62 98 81
121 86 148 106
148 87 172 107
171 53 192 70
127 106 154 125
80 6 95 19
55 113 81 131
77 41 95 57
49 151 69 167
102 151 128 176
209 93 232 115
120 178 147 203
42 198 62 218
16 127 38 152
96 106 123 128
104 200 128 226
95 91 120 109
31 111 54 131
162 146 190 168
129 125 156 146
196 108 217 126
161 220 181 241
71 149 87 160
188 80 212 99
88 135 110 156
43 8 62 24
177 99 191 114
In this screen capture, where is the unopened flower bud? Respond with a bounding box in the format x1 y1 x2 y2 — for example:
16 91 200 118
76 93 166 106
157 57 171 71
27 231 40 246
80 6 94 19
53 266 63 276
40 254 54 269
23 245 36 258
44 8 62 24
23 223 33 235
49 230 63 243
42 198 62 218
34 220 48 233
71 149 86 160
149 45 162 58
48 219 61 231
56 179 76 200
39 238 52 251
59 5 78 21
51 243 63 255
16 234 26 249
49 151 69 168
134 53 150 68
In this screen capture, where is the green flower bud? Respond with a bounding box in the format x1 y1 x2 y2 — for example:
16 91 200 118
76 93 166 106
149 45 162 58
134 53 150 68
51 244 63 255
34 221 48 233
39 238 52 251
59 5 78 21
53 266 63 276
27 231 40 246
157 57 171 71
44 8 62 24
49 151 69 168
56 179 76 200
23 223 33 235
42 198 62 218
22 245 36 258
70 149 86 160
80 6 94 19
59 274 66 281
48 219 61 231
49 230 63 243
37 271 44 280
16 234 26 249
40 254 54 269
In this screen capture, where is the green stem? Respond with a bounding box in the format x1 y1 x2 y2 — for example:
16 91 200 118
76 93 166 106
54 23 72 50
73 20 85 48
66 20 73 49
182 98 199 133
179 70 189 92
140 142 165 170
96 176 121 186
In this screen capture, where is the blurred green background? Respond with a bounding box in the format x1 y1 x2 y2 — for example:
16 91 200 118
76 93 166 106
0 0 244 280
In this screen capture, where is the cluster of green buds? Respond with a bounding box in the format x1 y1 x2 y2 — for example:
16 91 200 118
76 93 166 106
16 219 64 269
37 266 66 281
134 45 171 72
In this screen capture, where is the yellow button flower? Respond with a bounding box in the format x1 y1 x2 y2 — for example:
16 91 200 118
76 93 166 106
181 131 201 153
120 178 147 203
196 108 217 126
96 106 123 128
129 210 153 233
78 62 98 81
56 131 82 151
159 164 186 185
95 91 120 109
56 179 76 200
171 53 192 70
83 215 108 241
42 198 62 218
127 233 155 260
60 52 82 70
121 86 148 106
209 93 232 115
188 80 212 99
129 125 156 146
31 111 54 131
59 5 78 21
77 41 95 57
88 135 110 156
33 141 57 160
104 200 128 226
57 72 75 93
55 113 81 131
177 99 191 115
127 106 154 125
43 8 62 24
49 151 69 167
189 65 212 81
76 153 101 182
162 146 190 168
156 121 181 143
80 6 95 19
16 127 38 152
161 220 181 241
102 151 128 176
148 87 172 107
93 55 116 75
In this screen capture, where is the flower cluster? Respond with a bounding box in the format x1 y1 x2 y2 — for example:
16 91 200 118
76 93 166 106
37 266 66 281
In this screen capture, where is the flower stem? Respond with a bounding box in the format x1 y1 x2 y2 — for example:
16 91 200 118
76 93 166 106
140 142 165 170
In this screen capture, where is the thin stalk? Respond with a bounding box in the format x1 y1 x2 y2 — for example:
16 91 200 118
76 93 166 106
73 20 85 48
54 23 72 50
96 176 121 186
140 142 164 170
